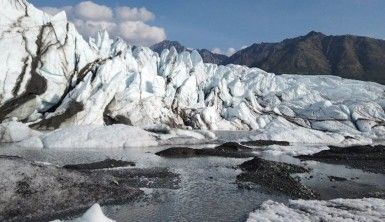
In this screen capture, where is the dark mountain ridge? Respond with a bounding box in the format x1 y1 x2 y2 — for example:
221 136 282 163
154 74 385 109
225 31 385 84
151 32 385 84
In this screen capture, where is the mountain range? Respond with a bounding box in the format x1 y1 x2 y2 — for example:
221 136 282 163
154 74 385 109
152 32 385 84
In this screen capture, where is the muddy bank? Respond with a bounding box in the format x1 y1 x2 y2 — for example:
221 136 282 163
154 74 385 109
236 157 318 199
156 142 255 158
80 168 180 190
63 159 136 170
62 159 179 189
0 156 142 222
297 145 385 174
328 176 347 182
2 143 385 221
0 156 180 222
241 140 290 147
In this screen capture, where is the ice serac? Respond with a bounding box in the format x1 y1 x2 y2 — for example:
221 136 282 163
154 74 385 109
0 0 96 124
1 0 385 144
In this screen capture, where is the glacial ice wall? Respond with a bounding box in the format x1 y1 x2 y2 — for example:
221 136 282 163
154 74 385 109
1 0 385 143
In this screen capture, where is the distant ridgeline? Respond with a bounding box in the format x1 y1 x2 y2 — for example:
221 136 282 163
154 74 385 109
152 32 385 85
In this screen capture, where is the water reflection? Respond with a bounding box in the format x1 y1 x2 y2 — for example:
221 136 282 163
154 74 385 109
1 145 384 222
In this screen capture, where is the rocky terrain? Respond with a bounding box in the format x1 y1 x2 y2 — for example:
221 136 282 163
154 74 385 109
226 31 385 84
298 145 385 174
2 141 385 221
236 157 317 199
0 155 142 221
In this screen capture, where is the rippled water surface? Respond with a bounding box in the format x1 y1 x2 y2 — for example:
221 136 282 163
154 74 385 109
1 145 384 222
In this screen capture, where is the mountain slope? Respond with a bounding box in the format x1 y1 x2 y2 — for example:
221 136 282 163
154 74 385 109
225 31 385 84
151 40 228 64
1 0 385 144
151 40 187 54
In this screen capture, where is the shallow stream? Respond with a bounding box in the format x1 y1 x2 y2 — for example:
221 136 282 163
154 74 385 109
1 144 384 222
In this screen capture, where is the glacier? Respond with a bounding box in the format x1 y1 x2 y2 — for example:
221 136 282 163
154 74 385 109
0 119 217 149
1 0 385 146
2 1 385 222
247 198 385 222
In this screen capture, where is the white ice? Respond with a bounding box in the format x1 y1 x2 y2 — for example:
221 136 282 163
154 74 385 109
0 119 40 143
0 121 216 149
247 198 385 222
1 0 385 146
51 204 114 222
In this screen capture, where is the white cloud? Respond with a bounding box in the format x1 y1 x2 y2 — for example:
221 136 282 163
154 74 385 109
211 47 237 56
75 1 113 21
41 1 166 46
118 21 166 46
115 7 154 22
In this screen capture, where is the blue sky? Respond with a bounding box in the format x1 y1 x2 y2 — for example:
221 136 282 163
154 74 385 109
31 0 385 53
